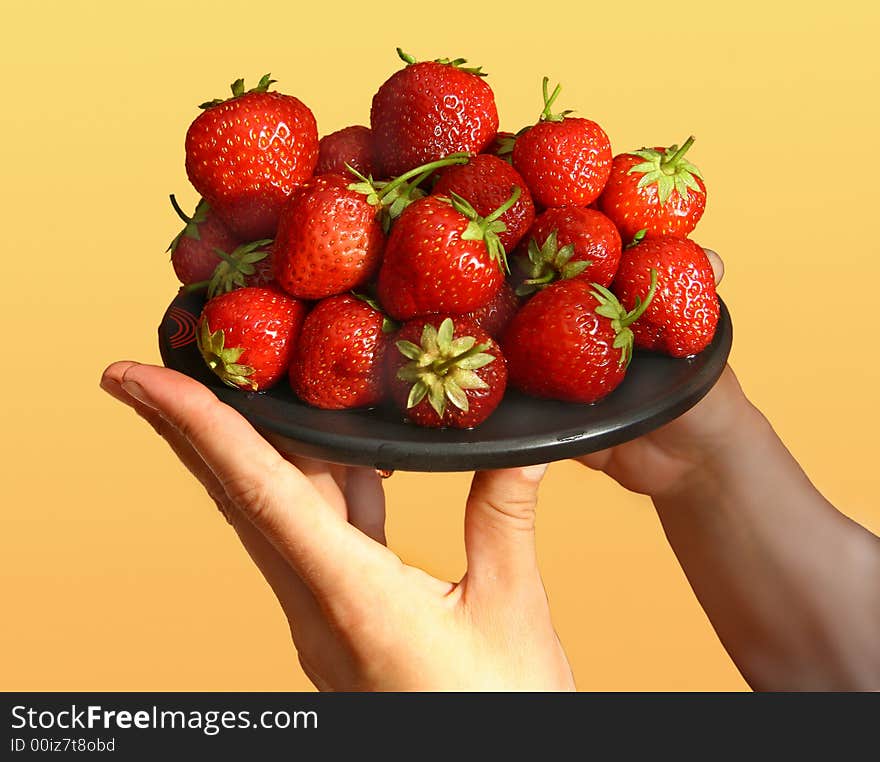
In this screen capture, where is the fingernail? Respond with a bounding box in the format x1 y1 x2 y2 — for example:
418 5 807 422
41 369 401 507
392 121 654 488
521 463 549 481
99 375 118 393
121 379 153 408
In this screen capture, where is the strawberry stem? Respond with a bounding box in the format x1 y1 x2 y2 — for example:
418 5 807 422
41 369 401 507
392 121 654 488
619 268 659 328
484 185 522 224
376 154 469 203
542 77 561 116
183 280 209 293
661 136 696 171
397 48 417 65
519 271 556 289
540 77 570 122
169 194 191 224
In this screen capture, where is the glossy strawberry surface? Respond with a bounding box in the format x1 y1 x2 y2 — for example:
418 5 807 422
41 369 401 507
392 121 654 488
170 202 240 285
432 155 535 252
376 195 504 320
457 281 520 338
315 125 376 178
513 117 612 207
371 60 498 177
289 295 388 409
600 151 706 243
387 315 506 429
186 90 318 240
524 207 622 288
274 173 385 300
612 237 718 357
503 280 628 403
198 286 307 391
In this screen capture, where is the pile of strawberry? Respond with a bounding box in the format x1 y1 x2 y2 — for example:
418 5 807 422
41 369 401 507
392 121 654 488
168 51 719 429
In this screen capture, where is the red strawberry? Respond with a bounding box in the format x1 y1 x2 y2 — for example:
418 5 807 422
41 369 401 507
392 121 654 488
516 207 621 294
168 196 240 285
512 78 612 207
315 125 377 177
431 154 535 252
289 294 392 409
599 136 706 243
503 273 657 403
612 236 718 357
274 156 467 301
370 49 499 177
197 286 307 391
185 74 318 241
274 173 385 299
376 189 520 320
457 281 520 338
388 316 506 429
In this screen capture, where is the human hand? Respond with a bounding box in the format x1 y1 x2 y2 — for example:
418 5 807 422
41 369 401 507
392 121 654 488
576 248 758 497
100 361 574 691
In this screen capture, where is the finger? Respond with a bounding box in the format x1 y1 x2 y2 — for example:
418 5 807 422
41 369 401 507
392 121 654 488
464 464 548 589
575 448 612 472
344 468 387 545
224 506 344 662
703 247 724 286
116 362 390 600
281 451 349 520
103 362 349 669
101 362 228 510
104 363 319 609
255 431 385 542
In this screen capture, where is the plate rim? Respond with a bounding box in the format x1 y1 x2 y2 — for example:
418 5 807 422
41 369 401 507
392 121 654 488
159 292 732 471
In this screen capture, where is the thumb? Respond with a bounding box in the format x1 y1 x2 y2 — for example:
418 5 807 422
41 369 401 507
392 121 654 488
464 464 548 588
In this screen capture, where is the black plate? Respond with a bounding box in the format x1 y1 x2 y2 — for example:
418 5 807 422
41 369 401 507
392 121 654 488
159 290 732 472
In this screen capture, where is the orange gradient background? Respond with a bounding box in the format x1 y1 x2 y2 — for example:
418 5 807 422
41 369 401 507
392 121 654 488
2 0 878 691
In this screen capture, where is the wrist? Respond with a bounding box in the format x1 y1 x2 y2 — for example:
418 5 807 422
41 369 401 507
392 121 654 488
652 371 771 504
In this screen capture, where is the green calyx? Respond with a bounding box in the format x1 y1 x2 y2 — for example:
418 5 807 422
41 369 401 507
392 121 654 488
199 239 272 298
347 153 469 232
351 292 399 334
444 185 521 275
493 125 532 164
626 229 647 249
199 73 276 110
396 48 487 76
515 230 590 296
539 76 574 122
167 195 209 254
626 136 704 205
493 133 517 162
396 317 495 418
197 320 257 391
591 268 659 368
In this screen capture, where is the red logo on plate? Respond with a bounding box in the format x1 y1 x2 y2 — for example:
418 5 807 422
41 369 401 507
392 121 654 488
168 306 198 349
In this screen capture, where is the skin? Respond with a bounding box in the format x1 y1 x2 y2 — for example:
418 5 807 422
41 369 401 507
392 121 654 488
578 248 880 691
100 361 573 691
100 247 880 690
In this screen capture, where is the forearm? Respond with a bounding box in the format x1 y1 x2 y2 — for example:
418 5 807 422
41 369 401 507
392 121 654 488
654 398 880 690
